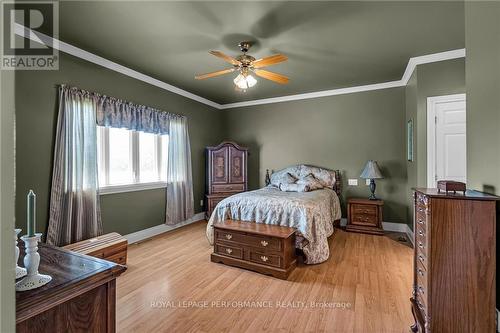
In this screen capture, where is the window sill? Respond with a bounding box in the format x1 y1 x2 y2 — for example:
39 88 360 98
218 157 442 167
99 182 167 195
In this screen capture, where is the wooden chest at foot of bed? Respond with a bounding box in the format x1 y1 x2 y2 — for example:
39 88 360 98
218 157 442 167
211 220 297 279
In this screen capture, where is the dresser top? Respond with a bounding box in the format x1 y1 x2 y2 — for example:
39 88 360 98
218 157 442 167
413 188 500 201
16 242 126 322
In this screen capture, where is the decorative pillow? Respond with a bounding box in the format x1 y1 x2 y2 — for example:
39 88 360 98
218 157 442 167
270 172 297 188
296 174 324 191
299 166 336 188
279 183 310 192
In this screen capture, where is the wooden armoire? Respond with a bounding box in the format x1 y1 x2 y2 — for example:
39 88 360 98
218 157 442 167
205 141 248 219
410 188 499 333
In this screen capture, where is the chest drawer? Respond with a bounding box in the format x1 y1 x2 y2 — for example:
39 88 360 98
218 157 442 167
212 183 245 193
215 243 243 259
215 229 282 251
249 251 282 268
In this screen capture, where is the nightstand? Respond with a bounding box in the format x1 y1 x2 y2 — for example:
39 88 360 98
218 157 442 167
346 198 384 235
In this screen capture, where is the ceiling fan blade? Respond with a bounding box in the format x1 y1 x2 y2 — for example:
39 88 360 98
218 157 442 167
252 54 288 68
195 68 235 80
254 69 289 84
209 51 240 66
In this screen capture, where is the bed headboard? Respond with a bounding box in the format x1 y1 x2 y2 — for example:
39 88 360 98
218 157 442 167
265 166 342 198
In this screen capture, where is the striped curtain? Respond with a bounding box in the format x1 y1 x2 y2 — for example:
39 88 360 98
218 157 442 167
47 86 102 246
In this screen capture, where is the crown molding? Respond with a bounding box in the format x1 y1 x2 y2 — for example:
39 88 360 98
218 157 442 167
15 24 465 110
219 80 405 109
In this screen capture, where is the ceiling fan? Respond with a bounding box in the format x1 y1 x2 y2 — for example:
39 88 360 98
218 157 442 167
195 41 289 90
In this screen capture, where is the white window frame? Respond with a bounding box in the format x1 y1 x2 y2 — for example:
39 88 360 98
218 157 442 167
98 126 168 195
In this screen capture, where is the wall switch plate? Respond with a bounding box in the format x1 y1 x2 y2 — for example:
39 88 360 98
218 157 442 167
200 200 204 207
348 179 358 186
366 179 371 186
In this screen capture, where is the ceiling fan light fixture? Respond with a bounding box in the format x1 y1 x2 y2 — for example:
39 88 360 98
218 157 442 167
233 73 257 90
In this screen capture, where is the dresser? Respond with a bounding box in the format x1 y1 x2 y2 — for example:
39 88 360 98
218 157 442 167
16 243 126 332
205 141 248 219
346 198 384 235
410 188 499 333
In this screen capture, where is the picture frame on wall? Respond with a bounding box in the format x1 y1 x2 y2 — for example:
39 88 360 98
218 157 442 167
407 119 414 162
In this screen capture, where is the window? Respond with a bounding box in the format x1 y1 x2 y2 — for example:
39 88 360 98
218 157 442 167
97 126 168 194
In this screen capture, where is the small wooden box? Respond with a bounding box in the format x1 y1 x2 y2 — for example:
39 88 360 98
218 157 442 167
63 232 128 265
211 220 296 279
437 180 466 194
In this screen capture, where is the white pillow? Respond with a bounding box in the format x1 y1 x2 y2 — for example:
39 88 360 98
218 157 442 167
270 172 297 188
279 183 310 192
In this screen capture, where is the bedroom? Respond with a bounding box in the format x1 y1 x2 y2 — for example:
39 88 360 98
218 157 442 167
0 1 499 332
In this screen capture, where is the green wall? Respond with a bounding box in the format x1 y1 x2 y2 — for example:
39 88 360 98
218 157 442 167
15 53 224 236
405 59 466 227
465 2 500 194
223 88 408 223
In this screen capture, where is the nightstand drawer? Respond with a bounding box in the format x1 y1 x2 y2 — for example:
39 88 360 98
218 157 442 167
353 204 378 216
351 213 378 226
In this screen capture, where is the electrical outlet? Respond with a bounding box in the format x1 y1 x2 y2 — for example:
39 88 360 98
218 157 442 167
366 179 371 186
348 179 358 186
200 200 203 207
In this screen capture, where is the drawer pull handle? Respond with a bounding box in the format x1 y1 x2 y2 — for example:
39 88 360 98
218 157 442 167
225 248 233 254
260 256 269 262
260 240 268 247
225 234 232 240
418 268 424 277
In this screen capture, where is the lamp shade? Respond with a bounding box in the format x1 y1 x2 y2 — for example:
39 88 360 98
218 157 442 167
360 160 383 179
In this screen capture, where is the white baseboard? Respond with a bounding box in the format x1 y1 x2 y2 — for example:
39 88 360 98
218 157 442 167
124 212 205 244
340 218 414 245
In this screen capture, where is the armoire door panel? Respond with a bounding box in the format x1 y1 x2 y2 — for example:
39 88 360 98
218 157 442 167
229 146 246 184
211 147 228 184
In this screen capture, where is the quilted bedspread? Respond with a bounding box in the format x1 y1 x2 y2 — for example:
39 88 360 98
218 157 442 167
206 186 341 264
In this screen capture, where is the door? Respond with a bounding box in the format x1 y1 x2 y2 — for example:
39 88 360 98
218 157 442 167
427 94 466 188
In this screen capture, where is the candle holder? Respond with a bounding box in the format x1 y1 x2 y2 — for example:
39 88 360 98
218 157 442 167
15 229 27 279
15 233 52 291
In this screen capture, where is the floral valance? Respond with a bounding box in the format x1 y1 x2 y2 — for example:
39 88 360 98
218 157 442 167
60 85 186 135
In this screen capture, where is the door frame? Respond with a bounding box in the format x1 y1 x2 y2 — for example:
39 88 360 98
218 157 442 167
426 93 466 188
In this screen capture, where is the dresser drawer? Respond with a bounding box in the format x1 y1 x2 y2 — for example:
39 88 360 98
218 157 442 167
249 251 282 268
416 232 427 257
416 276 428 311
212 183 245 193
417 246 428 270
215 229 282 251
416 256 427 280
415 212 427 230
215 243 243 259
416 192 429 207
352 204 378 216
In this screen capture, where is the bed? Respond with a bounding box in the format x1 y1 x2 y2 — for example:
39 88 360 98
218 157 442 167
206 165 342 264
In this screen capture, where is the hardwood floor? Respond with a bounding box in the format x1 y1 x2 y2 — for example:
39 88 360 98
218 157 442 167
116 221 414 332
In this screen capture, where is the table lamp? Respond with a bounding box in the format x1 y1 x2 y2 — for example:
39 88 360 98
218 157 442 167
360 160 383 200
